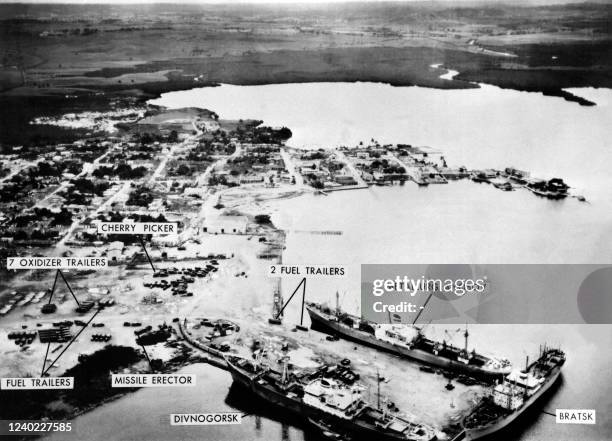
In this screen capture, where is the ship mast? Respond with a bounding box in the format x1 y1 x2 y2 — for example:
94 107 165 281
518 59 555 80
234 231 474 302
539 344 541 359
525 355 529 372
280 356 289 384
376 369 381 410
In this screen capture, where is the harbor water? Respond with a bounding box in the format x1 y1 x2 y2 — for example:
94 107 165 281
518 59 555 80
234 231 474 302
42 326 612 441
66 81 612 441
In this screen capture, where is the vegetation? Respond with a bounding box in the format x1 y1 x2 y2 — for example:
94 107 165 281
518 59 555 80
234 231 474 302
254 214 272 225
93 164 148 180
370 159 406 174
13 207 72 227
208 174 228 186
126 186 154 207
0 2 609 147
0 346 142 420
137 130 178 146
70 178 110 196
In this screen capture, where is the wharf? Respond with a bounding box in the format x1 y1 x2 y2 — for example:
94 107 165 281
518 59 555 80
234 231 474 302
176 319 229 371
323 183 369 192
293 230 343 235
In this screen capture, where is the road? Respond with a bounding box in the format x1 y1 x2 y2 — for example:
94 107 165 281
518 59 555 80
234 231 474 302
149 121 203 184
35 151 111 209
280 147 305 187
334 150 369 187
58 119 206 245
0 160 33 184
181 143 244 240
56 181 131 250
196 141 242 188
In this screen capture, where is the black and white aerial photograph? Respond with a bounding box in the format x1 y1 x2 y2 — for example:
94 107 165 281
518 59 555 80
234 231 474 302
0 0 610 440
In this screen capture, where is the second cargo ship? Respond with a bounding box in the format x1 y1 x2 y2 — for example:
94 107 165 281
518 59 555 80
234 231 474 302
461 346 566 439
306 302 511 380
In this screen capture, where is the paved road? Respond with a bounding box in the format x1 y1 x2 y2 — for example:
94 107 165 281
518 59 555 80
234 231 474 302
0 160 33 184
280 147 304 187
149 121 203 184
334 150 369 187
36 151 111 209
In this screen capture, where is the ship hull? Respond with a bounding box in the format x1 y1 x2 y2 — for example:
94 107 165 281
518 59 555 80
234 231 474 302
227 361 303 414
226 359 433 441
307 306 506 380
463 367 562 440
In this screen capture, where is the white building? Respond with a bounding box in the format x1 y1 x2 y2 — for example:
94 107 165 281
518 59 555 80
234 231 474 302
152 233 181 247
239 176 264 184
183 187 207 198
204 215 248 235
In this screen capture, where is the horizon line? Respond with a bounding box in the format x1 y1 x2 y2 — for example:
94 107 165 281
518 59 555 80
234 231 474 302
0 0 605 5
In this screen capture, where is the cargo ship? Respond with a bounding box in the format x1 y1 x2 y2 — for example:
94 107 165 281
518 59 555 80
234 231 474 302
306 302 511 380
225 355 436 441
461 346 565 439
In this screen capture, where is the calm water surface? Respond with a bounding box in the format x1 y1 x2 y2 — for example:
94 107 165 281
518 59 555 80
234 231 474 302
151 81 612 263
151 82 612 199
43 330 611 441
80 82 612 441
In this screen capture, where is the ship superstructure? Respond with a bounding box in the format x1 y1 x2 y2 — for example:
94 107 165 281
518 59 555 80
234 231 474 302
306 302 511 379
462 346 565 439
225 354 436 441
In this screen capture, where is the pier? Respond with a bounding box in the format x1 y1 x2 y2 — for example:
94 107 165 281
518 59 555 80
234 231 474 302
176 319 229 371
292 230 343 236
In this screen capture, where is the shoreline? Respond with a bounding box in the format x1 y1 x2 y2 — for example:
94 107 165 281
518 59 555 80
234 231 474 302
0 96 608 441
1 40 606 147
4 343 207 441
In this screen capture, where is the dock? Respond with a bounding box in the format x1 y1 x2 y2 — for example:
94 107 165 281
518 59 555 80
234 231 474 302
292 230 343 236
176 319 229 371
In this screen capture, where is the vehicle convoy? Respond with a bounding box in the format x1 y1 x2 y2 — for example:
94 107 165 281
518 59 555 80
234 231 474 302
462 346 566 439
306 302 511 380
225 355 437 441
